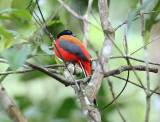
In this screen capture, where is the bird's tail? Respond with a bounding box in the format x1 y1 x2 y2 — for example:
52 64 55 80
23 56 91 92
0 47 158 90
79 60 98 106
93 97 98 106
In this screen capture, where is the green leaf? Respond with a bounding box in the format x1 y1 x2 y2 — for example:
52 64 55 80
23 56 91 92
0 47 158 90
0 9 31 20
0 16 19 22
47 20 62 26
26 0 33 9
127 0 155 29
145 31 150 45
5 30 20 36
14 96 32 110
55 56 63 70
40 44 54 55
0 37 13 52
4 38 14 49
0 29 20 52
0 39 6 52
0 29 12 37
0 29 20 37
2 46 30 70
145 0 160 31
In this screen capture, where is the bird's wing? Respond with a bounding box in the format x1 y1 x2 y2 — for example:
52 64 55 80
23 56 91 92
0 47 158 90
58 39 89 62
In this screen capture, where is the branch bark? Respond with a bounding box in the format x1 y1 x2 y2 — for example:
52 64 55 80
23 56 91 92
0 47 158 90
63 64 101 122
0 85 28 122
85 0 115 106
104 65 158 77
0 59 158 86
140 0 151 121
82 0 93 47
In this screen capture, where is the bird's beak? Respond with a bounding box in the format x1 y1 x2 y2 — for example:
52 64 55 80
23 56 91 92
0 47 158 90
71 34 76 37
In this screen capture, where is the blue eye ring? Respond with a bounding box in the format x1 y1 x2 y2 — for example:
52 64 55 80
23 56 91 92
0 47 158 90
71 34 76 37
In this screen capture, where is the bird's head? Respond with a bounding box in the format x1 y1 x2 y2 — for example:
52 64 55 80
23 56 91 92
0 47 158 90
57 30 76 38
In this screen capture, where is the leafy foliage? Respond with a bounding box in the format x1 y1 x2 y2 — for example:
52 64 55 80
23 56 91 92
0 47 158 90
2 45 30 70
0 8 31 20
0 0 159 122
145 0 160 31
40 44 54 55
127 0 154 29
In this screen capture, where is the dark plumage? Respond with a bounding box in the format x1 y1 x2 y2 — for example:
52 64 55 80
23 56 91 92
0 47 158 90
59 39 90 62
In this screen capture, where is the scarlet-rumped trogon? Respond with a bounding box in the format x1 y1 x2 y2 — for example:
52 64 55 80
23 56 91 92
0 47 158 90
54 30 98 106
54 30 91 77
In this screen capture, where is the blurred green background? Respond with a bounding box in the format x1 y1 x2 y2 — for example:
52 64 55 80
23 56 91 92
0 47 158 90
0 0 160 122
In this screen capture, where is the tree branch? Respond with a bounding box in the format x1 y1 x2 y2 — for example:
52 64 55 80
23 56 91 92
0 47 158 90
0 58 158 86
104 65 158 77
130 34 160 55
107 79 126 122
0 85 28 122
85 0 115 107
82 0 93 47
109 55 160 66
63 63 101 122
113 76 160 96
57 0 83 19
140 0 150 121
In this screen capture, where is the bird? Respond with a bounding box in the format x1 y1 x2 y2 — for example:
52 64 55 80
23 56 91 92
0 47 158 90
54 30 91 77
54 30 98 106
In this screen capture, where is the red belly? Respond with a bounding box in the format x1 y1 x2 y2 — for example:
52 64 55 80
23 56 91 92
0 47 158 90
54 39 91 76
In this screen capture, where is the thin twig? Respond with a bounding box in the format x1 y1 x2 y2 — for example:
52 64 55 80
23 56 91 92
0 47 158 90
110 55 160 66
130 35 160 55
25 62 71 86
82 0 93 47
115 10 160 31
57 0 101 32
29 4 79 88
57 0 83 19
107 78 126 122
113 76 160 95
36 0 46 23
85 0 115 108
140 0 150 121
115 16 139 31
34 1 65 38
0 67 62 76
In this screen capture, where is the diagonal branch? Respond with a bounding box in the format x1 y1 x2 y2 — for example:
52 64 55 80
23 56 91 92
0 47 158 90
57 0 83 19
114 76 160 95
25 62 71 86
28 3 79 89
0 85 28 122
109 55 160 66
107 79 126 122
131 35 160 55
